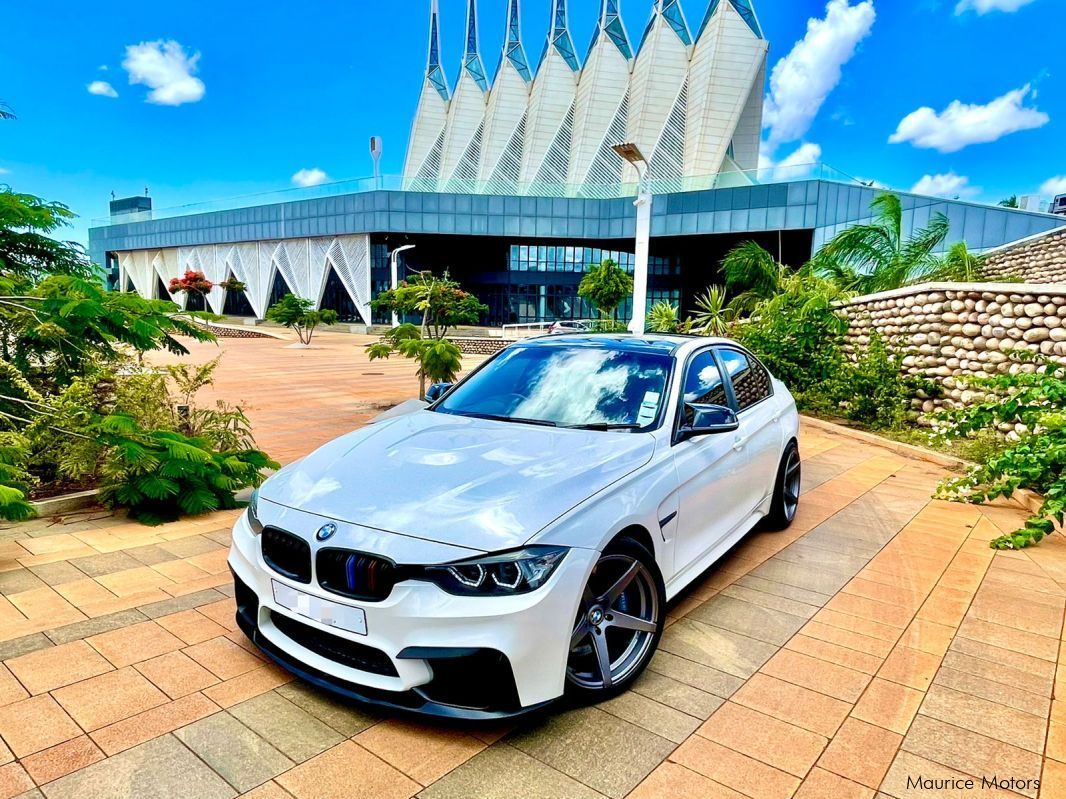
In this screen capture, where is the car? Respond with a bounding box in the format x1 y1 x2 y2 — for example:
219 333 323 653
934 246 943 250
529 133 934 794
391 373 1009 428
228 334 801 719
547 319 592 334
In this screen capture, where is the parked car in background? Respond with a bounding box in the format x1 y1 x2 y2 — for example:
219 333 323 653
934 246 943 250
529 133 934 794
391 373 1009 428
229 335 801 718
547 319 593 334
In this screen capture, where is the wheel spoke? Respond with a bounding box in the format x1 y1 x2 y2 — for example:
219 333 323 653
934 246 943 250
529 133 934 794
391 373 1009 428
601 561 640 605
608 611 657 633
593 632 613 688
784 489 798 505
570 618 591 650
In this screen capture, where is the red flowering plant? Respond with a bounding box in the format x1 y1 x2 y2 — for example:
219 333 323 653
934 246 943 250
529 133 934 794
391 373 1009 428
168 270 214 297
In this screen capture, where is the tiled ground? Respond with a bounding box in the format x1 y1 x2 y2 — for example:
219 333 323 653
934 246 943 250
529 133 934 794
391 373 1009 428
1 333 1063 798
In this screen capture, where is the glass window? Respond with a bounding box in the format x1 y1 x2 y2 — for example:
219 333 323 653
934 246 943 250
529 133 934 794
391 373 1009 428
718 349 772 411
681 351 729 425
435 343 672 430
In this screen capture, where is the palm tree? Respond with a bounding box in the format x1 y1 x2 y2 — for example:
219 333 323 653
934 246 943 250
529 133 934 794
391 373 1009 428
998 195 1019 208
813 193 949 294
929 241 986 282
0 103 15 121
720 240 790 313
645 301 680 333
690 286 734 336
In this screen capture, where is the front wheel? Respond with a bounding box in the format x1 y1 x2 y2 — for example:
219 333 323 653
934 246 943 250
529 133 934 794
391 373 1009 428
565 536 665 702
765 442 801 530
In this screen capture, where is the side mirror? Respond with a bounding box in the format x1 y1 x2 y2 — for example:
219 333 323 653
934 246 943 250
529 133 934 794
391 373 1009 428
675 403 739 443
424 382 454 403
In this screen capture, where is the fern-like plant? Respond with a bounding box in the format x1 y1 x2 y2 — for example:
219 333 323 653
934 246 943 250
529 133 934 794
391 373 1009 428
646 301 680 333
690 286 734 336
96 413 278 526
0 433 35 521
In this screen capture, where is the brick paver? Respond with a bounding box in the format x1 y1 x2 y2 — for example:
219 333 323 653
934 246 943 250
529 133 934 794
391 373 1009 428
0 333 1061 798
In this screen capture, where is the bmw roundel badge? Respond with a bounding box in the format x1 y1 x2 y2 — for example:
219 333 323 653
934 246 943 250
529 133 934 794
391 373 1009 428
316 523 337 542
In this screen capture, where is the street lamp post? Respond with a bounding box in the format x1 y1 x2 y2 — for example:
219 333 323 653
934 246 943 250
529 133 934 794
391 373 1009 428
612 143 651 335
389 244 416 327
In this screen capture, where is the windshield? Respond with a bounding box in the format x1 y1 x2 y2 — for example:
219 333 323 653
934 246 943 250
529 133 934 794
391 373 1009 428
434 344 672 430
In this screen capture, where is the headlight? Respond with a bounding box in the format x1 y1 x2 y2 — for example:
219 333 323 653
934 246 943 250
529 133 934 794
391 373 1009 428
423 546 568 596
246 488 264 535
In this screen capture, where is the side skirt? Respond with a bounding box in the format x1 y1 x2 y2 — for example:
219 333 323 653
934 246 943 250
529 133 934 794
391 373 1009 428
663 511 764 602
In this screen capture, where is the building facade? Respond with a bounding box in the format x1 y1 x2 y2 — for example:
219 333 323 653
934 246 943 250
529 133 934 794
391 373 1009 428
88 0 1066 328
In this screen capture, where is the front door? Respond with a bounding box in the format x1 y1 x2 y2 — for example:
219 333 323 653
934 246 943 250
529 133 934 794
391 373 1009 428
669 348 751 573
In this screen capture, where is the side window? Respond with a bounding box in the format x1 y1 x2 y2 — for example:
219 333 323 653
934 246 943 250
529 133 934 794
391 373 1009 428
718 349 772 411
680 350 728 425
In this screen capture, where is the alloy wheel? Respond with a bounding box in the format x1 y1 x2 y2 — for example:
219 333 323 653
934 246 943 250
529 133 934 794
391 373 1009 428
783 448 801 521
566 553 660 690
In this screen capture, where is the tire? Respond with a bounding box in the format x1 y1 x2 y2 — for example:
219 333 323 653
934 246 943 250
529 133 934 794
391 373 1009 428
765 441 801 530
565 535 666 703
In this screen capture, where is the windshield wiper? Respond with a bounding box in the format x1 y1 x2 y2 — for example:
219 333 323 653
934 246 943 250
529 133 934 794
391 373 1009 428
453 412 557 427
565 423 643 431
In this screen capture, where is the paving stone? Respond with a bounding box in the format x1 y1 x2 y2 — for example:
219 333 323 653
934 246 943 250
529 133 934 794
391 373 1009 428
27 562 84 587
901 715 1042 798
175 712 294 793
880 750 1020 799
919 684 1047 754
20 735 105 785
794 767 873 799
229 692 343 763
274 682 378 736
136 651 219 699
160 536 223 559
948 635 1057 683
124 545 178 566
6 640 113 695
772 542 871 574
818 717 902 790
277 740 419 799
355 719 485 786
137 588 226 619
0 569 45 596
86 620 184 668
659 619 778 680
417 744 603 799
933 666 1050 717
731 673 851 738
762 647 872 702
686 594 808 646
720 582 821 618
53 667 168 732
733 574 833 607
40 733 236 799
646 649 745 698
508 706 675 799
670 734 798 799
957 617 1058 662
90 693 219 756
599 689 700 744
749 558 854 596
45 610 148 646
698 701 827 778
627 761 747 799
630 669 725 719
939 649 1053 697
69 551 142 579
0 695 82 757
0 633 52 662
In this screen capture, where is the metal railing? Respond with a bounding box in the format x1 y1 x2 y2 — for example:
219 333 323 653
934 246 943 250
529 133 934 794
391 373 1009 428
92 162 861 227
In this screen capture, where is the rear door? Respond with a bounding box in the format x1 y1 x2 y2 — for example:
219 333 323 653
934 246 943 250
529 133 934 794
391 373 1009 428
669 348 751 571
716 347 781 514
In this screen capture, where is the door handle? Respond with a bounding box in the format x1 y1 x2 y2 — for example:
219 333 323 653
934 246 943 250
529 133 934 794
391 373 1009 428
732 436 746 452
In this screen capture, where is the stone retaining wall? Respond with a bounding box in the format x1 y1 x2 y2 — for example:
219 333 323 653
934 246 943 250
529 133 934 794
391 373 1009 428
841 283 1066 415
454 337 509 355
983 227 1066 284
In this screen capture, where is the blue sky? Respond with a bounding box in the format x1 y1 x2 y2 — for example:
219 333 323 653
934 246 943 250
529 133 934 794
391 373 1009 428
1 0 1063 247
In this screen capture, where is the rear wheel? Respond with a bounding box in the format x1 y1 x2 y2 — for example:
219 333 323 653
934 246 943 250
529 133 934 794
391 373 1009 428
565 536 665 701
765 442 801 529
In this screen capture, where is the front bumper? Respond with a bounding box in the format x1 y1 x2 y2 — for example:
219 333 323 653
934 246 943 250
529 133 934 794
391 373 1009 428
228 511 596 719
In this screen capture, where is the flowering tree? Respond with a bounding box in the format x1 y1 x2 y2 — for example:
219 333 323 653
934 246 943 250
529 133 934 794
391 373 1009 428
168 271 214 299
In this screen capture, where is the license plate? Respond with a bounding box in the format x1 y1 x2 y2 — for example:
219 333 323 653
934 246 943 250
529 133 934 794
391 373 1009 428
271 580 367 636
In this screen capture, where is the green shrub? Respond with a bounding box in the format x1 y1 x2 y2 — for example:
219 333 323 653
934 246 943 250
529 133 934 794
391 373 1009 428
933 355 1066 549
0 433 34 521
96 413 278 526
578 259 633 322
367 324 462 399
826 334 929 430
266 293 338 345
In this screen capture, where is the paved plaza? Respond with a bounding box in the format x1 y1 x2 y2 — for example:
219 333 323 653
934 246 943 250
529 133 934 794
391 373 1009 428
0 332 1062 798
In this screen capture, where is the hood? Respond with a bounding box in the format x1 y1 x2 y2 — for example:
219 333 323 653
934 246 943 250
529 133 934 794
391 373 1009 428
261 409 655 552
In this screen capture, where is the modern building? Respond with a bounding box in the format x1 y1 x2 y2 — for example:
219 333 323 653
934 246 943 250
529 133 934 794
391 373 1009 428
89 0 1066 329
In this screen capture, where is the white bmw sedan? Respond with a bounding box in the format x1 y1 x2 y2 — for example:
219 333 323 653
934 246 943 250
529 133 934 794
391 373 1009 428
229 334 801 719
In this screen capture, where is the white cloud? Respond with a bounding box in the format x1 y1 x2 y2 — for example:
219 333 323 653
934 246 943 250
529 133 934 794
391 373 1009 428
759 142 823 174
889 84 1048 153
0 167 9 176
1040 176 1066 197
292 168 330 187
911 172 980 198
122 40 205 106
762 0 876 149
955 0 1038 15
87 80 118 98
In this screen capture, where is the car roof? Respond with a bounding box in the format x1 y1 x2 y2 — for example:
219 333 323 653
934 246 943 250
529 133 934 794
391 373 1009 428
512 334 736 356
